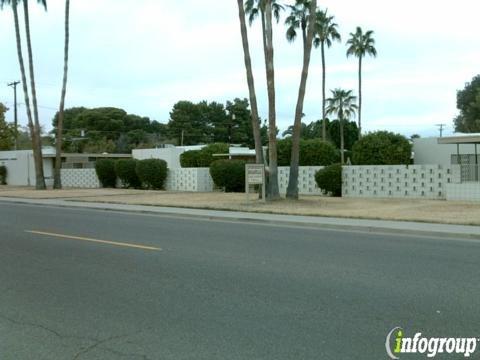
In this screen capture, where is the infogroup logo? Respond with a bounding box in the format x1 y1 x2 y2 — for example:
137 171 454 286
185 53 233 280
385 327 478 359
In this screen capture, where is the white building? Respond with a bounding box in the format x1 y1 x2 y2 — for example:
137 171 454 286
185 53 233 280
413 134 480 165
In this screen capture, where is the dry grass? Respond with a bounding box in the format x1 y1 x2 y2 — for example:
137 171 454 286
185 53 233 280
1 186 479 226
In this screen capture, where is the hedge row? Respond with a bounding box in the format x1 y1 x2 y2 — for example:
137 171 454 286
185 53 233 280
95 158 168 190
0 165 7 185
277 138 339 166
180 143 229 167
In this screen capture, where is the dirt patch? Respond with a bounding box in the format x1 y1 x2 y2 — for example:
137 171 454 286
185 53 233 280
1 187 479 226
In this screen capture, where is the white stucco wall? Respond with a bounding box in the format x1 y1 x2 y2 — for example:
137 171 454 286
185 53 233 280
413 137 478 165
0 150 54 186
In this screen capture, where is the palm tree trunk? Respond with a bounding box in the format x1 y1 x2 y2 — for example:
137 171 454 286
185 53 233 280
358 56 362 139
321 41 327 141
340 116 345 164
54 0 70 189
11 0 39 186
23 0 45 189
286 0 317 200
264 0 280 200
236 0 263 166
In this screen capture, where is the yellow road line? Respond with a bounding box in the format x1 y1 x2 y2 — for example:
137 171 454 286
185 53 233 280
25 230 161 251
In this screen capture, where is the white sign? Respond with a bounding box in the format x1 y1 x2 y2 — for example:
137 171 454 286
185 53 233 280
246 164 265 185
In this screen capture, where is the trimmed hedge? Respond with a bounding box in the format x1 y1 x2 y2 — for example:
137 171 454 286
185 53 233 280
136 159 168 190
277 138 339 166
180 143 229 167
0 165 7 185
315 164 342 197
180 150 202 168
352 131 412 165
95 159 117 188
209 159 246 192
115 159 140 188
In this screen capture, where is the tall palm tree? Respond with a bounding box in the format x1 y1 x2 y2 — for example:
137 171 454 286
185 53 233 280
54 0 70 189
1 0 47 189
245 0 283 200
285 0 317 200
346 27 377 138
236 0 263 166
313 9 341 141
325 89 357 164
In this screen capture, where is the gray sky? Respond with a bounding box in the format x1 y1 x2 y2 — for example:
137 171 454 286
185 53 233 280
0 0 479 138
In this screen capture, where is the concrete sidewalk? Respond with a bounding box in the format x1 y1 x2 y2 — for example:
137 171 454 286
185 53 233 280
1 196 479 240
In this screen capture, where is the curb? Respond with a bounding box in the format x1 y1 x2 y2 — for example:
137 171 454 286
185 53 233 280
1 197 480 241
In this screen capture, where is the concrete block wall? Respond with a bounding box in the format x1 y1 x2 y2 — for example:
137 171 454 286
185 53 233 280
61 169 100 188
278 166 324 195
166 168 214 192
342 165 458 200
446 183 480 201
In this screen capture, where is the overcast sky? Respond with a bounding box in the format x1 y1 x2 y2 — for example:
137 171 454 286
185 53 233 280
0 0 479 138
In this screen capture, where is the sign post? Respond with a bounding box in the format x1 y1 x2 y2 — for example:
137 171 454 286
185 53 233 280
245 164 266 204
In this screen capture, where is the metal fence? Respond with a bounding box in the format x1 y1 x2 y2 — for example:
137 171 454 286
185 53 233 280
459 164 480 182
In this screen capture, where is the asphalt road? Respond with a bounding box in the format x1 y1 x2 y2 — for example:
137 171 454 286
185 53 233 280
0 201 479 359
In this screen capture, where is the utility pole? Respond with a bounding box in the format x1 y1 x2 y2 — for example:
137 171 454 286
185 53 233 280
436 124 446 138
7 81 20 150
181 130 184 147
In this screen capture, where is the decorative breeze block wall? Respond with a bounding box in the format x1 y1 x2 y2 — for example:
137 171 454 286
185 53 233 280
342 165 460 200
278 166 324 195
61 169 100 188
166 168 214 192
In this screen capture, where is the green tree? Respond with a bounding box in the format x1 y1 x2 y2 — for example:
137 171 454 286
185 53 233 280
352 131 411 165
453 75 480 133
236 0 264 165
325 89 358 164
346 27 377 138
328 120 359 151
313 9 341 141
168 101 209 145
0 103 15 150
54 0 70 189
285 0 318 199
1 0 47 189
245 0 284 200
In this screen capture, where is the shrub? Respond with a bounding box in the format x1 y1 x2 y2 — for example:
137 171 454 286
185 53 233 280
277 138 339 166
115 159 140 188
136 159 168 190
0 165 7 185
210 159 246 192
180 150 202 168
352 131 412 165
180 143 229 168
315 164 342 197
95 159 117 188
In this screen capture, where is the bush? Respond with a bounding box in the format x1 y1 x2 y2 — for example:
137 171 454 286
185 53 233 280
277 138 339 166
180 143 229 168
0 165 7 185
352 131 412 165
315 164 342 197
95 159 117 188
136 159 168 190
209 159 246 192
115 159 140 188
180 150 202 168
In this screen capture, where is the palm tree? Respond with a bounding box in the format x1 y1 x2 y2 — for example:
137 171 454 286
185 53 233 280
236 0 263 167
285 0 317 200
313 9 341 141
54 0 70 189
325 89 358 164
1 0 47 189
245 0 283 200
346 27 377 138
